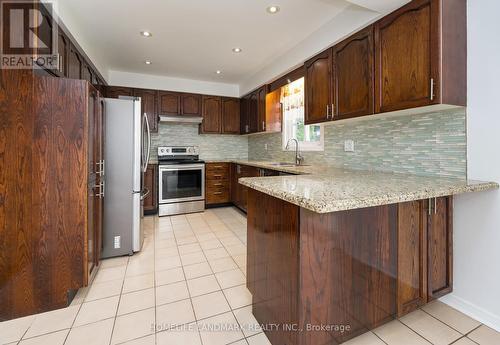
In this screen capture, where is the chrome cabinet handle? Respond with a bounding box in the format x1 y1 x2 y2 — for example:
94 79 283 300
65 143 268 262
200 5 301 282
93 182 104 198
213 192 223 195
326 104 330 119
331 103 335 119
430 78 435 101
262 121 265 131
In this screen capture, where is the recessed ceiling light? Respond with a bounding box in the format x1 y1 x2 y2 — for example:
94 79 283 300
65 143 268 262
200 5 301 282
232 47 242 53
144 60 152 65
215 70 222 74
266 5 280 14
140 31 152 37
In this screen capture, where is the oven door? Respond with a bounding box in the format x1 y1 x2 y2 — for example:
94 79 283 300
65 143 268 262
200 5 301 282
159 164 205 204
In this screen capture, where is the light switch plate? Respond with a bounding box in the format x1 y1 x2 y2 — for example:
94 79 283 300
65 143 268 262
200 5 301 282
114 236 121 249
344 140 355 152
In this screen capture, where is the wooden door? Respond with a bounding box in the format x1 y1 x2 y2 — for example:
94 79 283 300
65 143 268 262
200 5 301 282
134 89 158 133
143 164 158 214
427 197 453 300
240 95 250 134
221 98 240 134
201 96 222 133
257 86 267 132
87 87 97 278
181 93 202 116
333 26 374 120
158 91 180 115
397 200 428 317
374 0 438 113
68 44 82 79
265 88 282 133
57 30 69 77
248 91 259 133
304 49 332 125
231 164 240 206
106 86 133 99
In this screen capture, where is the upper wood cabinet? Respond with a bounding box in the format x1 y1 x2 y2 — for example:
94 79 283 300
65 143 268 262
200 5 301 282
134 89 158 133
248 91 259 133
240 95 250 134
333 26 375 120
374 0 466 113
68 44 83 80
158 91 181 115
106 86 134 98
181 93 202 116
222 98 241 134
241 86 268 134
265 88 282 133
57 30 69 77
257 86 267 132
304 50 333 125
201 96 222 133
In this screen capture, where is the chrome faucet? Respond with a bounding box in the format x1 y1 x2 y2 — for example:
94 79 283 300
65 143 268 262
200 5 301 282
286 138 304 165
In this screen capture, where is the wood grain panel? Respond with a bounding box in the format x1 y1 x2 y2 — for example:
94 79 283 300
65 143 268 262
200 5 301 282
247 189 299 345
201 96 221 133
300 205 398 344
158 91 180 115
397 200 428 316
181 93 202 116
305 49 332 125
221 97 240 134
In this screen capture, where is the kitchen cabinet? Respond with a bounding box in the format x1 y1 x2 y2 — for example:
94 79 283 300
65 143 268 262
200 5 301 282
248 91 259 133
158 91 180 115
333 25 375 119
396 196 453 317
257 86 267 132
241 86 268 134
240 95 250 134
143 164 158 215
181 93 202 116
68 43 83 80
374 0 466 113
201 96 222 134
230 164 261 212
304 49 333 125
221 97 241 134
265 88 283 133
106 86 134 99
134 89 158 133
57 30 69 77
206 163 231 205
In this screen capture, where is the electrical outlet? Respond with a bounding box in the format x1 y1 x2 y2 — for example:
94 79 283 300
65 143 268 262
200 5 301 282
344 140 355 152
264 143 268 150
114 236 121 249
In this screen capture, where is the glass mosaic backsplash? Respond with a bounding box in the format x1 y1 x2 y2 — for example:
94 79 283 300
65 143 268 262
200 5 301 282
151 123 248 162
248 108 467 178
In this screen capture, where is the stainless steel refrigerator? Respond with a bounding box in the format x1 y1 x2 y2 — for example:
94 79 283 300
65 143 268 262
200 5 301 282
101 98 151 258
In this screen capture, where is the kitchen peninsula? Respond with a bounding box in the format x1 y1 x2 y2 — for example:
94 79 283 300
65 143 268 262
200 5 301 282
239 165 498 345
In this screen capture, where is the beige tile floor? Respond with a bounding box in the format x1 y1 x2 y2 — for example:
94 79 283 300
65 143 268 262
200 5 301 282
1 206 500 345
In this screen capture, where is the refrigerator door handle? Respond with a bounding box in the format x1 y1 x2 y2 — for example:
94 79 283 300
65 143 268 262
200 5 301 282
143 112 151 173
140 187 150 201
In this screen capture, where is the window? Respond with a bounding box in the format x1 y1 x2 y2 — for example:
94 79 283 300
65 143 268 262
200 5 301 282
281 77 323 152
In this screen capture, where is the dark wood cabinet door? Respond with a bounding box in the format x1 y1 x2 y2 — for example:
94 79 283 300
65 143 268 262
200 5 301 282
68 44 82 80
158 91 180 115
240 95 250 134
134 89 158 133
106 86 134 99
333 26 374 120
81 63 93 83
201 96 222 133
143 164 158 214
248 91 259 133
304 49 332 125
231 164 239 205
57 30 69 77
427 197 453 300
257 86 267 132
374 0 438 113
221 98 240 134
181 93 202 116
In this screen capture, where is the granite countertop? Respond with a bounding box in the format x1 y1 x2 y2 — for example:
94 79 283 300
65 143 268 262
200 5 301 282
219 160 499 213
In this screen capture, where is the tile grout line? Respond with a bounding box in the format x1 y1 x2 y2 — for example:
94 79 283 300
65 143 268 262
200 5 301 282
419 305 483 338
106 252 128 345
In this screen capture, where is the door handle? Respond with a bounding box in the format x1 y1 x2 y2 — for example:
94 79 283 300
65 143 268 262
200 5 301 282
140 187 150 201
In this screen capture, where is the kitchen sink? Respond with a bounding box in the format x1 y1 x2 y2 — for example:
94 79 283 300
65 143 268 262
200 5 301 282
269 162 309 167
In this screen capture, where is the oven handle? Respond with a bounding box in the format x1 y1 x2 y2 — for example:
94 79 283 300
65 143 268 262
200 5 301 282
159 164 205 171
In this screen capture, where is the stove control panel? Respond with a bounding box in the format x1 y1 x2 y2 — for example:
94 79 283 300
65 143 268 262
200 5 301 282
158 146 200 158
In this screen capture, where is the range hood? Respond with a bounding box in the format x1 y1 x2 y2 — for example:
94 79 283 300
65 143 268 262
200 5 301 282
159 115 203 124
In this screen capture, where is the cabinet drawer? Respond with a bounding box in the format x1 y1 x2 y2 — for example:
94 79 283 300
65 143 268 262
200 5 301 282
206 179 230 189
206 187 230 204
206 163 230 180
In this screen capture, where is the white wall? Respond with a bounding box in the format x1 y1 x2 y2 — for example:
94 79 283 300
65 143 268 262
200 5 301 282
239 4 380 95
108 70 239 97
440 0 500 332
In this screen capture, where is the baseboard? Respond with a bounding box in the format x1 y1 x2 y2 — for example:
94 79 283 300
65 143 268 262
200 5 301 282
440 294 500 332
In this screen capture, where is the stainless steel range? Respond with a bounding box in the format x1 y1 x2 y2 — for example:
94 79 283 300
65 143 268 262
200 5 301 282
157 146 205 216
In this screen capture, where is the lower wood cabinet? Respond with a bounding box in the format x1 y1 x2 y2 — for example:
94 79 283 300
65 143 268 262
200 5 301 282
143 164 158 215
397 196 453 317
230 164 261 212
205 163 231 205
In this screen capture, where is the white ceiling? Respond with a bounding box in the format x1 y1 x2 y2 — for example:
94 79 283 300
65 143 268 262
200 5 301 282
58 0 361 83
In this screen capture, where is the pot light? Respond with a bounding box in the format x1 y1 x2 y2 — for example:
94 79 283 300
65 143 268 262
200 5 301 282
232 47 242 53
266 5 280 14
215 70 222 74
144 60 152 65
140 31 152 37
